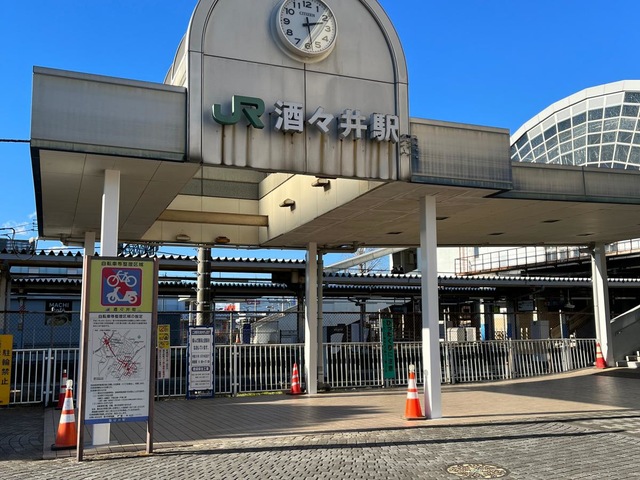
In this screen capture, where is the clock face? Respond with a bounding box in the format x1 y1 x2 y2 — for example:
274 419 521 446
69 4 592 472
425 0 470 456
275 0 338 61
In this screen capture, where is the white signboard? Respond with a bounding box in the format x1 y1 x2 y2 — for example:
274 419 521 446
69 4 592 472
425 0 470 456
85 313 151 424
81 258 157 426
187 327 214 397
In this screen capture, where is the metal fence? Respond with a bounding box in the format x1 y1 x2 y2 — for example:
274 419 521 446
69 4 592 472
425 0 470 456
5 338 596 405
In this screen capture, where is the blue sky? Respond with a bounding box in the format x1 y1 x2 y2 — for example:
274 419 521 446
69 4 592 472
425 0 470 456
3 0 640 258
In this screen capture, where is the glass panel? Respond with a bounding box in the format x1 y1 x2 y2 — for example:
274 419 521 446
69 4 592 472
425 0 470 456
588 146 600 162
546 136 558 149
573 124 586 136
548 147 559 159
573 136 586 148
572 113 587 125
624 92 640 103
603 118 619 131
559 130 572 143
522 152 534 162
510 145 517 157
558 119 571 131
533 144 546 158
601 144 614 161
531 134 544 148
588 109 604 120
628 147 640 164
515 134 528 150
605 105 621 118
615 145 629 161
623 105 639 117
574 148 586 164
613 161 626 169
588 121 602 133
561 153 573 165
519 143 531 156
602 132 616 143
560 141 573 153
588 134 602 145
620 118 636 131
544 126 557 139
618 131 633 143
633 133 640 145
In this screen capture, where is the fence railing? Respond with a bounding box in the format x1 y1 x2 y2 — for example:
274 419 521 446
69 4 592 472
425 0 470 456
6 339 597 405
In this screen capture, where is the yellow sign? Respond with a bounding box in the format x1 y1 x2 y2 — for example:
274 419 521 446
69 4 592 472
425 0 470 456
0 335 13 406
157 324 170 349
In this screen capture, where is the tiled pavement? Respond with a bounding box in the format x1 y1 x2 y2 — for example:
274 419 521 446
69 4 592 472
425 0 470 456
3 368 640 479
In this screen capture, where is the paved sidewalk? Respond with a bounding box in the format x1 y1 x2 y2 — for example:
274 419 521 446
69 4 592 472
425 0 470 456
3 368 640 479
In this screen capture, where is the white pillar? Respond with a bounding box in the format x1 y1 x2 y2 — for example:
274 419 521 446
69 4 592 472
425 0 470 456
93 170 120 446
419 195 442 419
304 243 318 395
316 251 324 387
100 170 120 257
591 244 613 366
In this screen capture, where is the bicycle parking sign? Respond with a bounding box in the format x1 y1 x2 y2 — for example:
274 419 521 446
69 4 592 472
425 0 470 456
101 267 142 307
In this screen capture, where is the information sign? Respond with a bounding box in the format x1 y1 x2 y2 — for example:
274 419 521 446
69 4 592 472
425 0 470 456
157 324 171 380
0 335 13 405
381 315 396 380
187 326 214 398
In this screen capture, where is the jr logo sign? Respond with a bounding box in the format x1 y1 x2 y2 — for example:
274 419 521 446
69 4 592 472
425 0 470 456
212 95 399 143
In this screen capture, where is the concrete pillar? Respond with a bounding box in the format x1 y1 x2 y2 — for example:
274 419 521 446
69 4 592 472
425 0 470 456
591 244 613 366
316 251 325 388
94 170 120 446
419 195 442 419
304 243 318 395
100 170 120 257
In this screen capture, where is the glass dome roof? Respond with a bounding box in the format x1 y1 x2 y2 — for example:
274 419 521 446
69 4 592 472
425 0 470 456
511 82 640 170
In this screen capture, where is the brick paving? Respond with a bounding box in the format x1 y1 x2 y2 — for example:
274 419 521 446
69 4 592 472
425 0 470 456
2 368 640 479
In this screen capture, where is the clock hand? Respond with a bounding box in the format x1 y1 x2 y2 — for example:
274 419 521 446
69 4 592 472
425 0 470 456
302 18 314 50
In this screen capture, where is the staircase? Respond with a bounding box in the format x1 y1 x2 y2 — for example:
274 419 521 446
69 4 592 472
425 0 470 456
611 304 640 362
617 351 640 368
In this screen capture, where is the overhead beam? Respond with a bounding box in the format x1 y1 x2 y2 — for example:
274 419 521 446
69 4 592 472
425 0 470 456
158 210 269 227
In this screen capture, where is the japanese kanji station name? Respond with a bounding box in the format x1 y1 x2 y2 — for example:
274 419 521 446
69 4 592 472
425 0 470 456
212 95 399 143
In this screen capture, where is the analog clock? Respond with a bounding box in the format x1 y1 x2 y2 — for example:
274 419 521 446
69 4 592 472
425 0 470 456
274 0 338 62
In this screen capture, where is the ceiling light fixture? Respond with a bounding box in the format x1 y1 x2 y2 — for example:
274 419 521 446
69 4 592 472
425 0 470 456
175 234 191 242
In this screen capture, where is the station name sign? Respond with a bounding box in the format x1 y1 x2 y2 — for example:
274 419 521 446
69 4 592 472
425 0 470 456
212 95 399 143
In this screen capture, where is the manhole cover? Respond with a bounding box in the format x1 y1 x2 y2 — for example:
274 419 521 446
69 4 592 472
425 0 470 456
447 463 509 479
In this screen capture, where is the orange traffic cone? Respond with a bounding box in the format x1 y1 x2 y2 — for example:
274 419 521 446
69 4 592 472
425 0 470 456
55 369 67 410
595 342 607 369
290 363 302 395
404 364 424 420
51 379 77 450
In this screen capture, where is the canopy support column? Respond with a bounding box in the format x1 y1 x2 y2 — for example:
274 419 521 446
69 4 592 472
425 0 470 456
419 195 442 419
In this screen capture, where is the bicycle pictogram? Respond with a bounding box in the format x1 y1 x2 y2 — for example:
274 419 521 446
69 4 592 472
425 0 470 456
101 268 142 307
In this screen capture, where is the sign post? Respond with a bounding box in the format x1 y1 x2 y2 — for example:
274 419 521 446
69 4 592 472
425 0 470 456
157 325 171 381
0 335 13 405
187 326 214 399
381 315 396 386
77 257 158 461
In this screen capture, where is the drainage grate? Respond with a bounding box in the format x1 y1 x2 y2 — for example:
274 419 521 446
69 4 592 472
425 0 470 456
447 463 509 479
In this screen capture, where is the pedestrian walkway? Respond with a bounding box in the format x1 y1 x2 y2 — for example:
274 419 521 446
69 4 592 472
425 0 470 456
3 368 640 479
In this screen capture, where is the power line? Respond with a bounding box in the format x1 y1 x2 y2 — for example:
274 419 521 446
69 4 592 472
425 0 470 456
0 139 30 143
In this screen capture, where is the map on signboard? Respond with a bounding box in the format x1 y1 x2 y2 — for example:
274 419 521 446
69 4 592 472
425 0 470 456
92 330 146 381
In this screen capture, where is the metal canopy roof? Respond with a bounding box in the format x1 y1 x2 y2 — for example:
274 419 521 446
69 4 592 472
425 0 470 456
30 69 640 250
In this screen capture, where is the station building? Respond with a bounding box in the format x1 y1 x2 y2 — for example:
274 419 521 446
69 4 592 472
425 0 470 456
22 0 640 422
